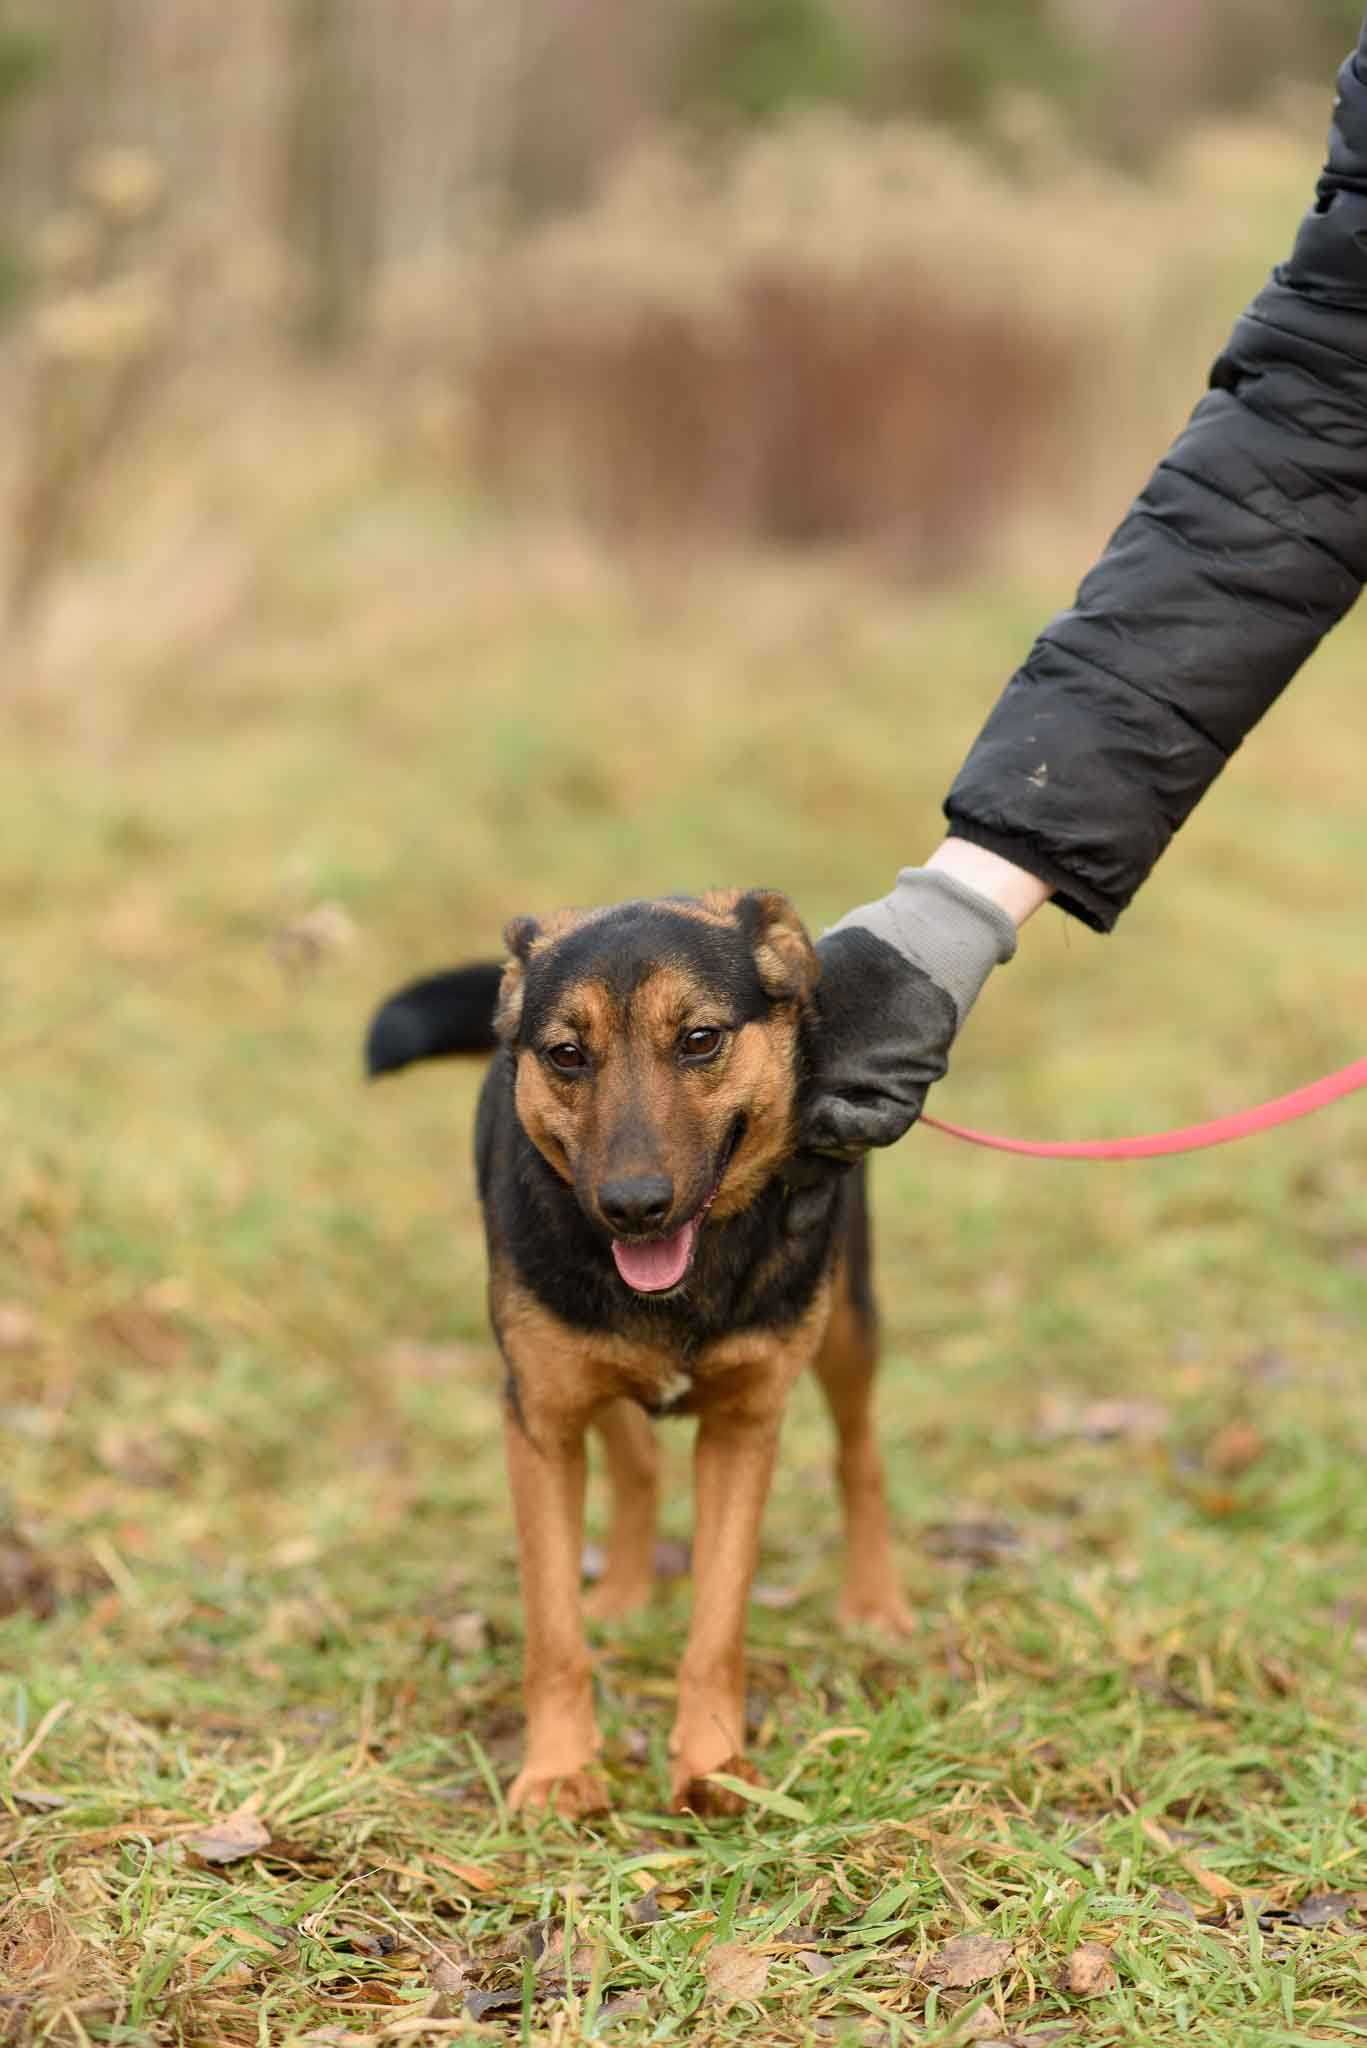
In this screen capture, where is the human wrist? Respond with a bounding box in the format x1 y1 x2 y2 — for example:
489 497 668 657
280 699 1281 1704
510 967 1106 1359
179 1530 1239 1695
926 837 1054 929
824 865 1017 1028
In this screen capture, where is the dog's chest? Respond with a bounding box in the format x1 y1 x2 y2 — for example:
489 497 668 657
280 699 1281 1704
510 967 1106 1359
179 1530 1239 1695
645 1364 693 1417
605 1331 708 1416
608 1319 807 1419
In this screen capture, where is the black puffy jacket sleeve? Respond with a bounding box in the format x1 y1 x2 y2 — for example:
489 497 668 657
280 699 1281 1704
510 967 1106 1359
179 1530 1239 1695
944 21 1367 932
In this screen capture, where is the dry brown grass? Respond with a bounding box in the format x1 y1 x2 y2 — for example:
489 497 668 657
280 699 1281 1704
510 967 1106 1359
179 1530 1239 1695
3 148 168 640
0 96 1327 647
465 107 1318 572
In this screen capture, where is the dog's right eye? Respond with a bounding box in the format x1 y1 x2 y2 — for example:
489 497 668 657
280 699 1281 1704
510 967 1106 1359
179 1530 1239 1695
546 1043 587 1074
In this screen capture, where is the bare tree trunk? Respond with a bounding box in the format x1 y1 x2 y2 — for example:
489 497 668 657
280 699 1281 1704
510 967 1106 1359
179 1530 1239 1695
283 0 377 351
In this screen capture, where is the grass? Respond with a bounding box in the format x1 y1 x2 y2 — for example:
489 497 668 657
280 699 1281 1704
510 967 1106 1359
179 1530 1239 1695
1 385 1366 2045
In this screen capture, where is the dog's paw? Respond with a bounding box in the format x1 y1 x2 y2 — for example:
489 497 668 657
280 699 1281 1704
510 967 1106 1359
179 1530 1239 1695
508 1766 611 1819
837 1591 917 1640
670 1753 761 1817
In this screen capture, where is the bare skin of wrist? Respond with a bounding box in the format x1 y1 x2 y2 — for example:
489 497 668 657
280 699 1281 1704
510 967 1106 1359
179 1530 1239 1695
926 837 1054 929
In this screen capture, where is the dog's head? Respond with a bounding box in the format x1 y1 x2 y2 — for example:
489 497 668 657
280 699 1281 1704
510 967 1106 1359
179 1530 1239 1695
498 891 817 1295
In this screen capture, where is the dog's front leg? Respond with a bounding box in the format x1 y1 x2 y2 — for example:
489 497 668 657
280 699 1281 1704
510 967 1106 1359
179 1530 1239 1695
504 1405 607 1817
669 1358 798 1814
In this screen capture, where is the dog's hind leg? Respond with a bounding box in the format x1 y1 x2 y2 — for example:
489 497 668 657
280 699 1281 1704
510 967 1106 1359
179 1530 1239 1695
585 1398 660 1625
812 1262 915 1640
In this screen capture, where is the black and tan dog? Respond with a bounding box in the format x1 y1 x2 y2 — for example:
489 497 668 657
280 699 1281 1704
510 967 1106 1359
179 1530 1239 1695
366 890 910 1816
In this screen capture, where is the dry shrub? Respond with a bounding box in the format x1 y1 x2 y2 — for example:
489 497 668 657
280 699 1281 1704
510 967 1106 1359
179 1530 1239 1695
472 119 1079 572
476 266 1068 574
469 103 1319 573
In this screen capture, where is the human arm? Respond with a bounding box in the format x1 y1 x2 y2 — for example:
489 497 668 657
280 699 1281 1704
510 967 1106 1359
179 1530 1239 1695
803 19 1367 1159
946 19 1367 930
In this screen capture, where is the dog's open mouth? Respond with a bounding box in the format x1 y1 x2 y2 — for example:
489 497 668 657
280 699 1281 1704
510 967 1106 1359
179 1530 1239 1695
610 1118 744 1296
611 1217 701 1295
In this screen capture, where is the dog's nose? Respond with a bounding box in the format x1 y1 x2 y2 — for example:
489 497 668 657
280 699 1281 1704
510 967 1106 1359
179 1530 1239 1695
598 1174 674 1235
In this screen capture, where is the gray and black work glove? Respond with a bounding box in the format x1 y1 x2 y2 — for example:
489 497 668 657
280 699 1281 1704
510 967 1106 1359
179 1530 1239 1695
787 869 1017 1220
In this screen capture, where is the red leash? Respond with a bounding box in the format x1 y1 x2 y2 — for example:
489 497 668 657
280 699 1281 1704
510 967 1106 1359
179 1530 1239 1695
921 1057 1367 1160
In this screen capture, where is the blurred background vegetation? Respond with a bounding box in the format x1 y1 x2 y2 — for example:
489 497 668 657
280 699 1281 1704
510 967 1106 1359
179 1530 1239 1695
2 8 1365 2038
0 0 1364 643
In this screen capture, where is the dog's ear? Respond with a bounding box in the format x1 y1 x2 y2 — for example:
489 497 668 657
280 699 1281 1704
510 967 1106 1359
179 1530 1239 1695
365 963 504 1076
736 890 818 1002
503 916 541 962
495 915 542 1042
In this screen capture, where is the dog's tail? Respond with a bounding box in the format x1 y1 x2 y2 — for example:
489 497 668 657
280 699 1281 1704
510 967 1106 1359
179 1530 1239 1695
365 962 504 1077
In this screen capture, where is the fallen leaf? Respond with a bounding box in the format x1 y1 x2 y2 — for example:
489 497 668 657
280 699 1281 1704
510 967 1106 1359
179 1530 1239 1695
464 1987 525 2020
1065 1943 1117 1996
483 1923 545 1968
945 2011 1013 2043
1205 1420 1266 1476
704 1941 771 2007
184 1798 270 1865
1261 1892 1358 1930
532 1925 596 1985
920 1934 1016 1988
0 1303 38 1352
425 1948 475 2016
797 1949 835 1978
426 1949 470 1996
597 1991 650 2025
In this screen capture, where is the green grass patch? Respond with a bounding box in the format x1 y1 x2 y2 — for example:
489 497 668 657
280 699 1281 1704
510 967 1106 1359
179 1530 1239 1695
2 481 1365 2043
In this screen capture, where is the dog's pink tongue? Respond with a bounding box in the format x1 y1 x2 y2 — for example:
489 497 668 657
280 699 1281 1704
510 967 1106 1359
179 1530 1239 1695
612 1218 698 1293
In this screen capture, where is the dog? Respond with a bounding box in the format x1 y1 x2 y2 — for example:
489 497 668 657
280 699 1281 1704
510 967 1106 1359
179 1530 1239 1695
365 890 911 1816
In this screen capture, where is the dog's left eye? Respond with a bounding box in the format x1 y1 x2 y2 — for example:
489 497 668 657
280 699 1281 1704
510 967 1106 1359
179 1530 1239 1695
680 1027 725 1062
